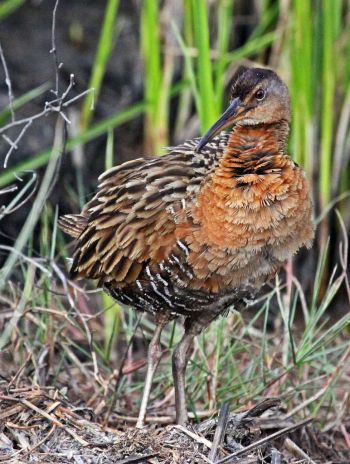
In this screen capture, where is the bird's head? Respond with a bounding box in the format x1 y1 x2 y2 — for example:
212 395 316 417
195 67 290 152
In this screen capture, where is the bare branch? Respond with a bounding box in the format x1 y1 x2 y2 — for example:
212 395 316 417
0 185 18 196
0 40 15 123
0 171 38 220
63 87 95 108
3 120 33 168
0 0 92 169
50 0 61 96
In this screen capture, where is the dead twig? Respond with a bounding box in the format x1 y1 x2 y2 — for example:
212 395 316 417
173 424 213 449
0 172 39 221
28 424 56 452
208 403 230 463
0 40 15 122
284 437 317 464
0 0 93 169
111 409 214 426
50 0 61 96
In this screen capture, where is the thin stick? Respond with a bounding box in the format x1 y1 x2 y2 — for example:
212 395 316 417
208 403 230 462
50 0 61 95
284 437 317 464
0 41 15 122
0 0 91 169
29 425 56 452
3 120 32 168
173 424 213 449
111 409 214 425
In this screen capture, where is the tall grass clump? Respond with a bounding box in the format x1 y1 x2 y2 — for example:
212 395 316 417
288 0 314 173
141 0 173 154
173 0 277 134
287 0 350 251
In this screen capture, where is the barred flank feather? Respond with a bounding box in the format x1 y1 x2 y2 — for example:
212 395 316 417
58 214 87 239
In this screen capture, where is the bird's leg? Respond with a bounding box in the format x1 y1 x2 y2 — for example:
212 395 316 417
172 330 195 426
172 316 212 425
136 314 169 428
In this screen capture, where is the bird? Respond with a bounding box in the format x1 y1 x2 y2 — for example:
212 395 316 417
59 67 314 427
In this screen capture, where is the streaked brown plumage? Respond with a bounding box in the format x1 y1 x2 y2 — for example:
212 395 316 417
59 67 314 426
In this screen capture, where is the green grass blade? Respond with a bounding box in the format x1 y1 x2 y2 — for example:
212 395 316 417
171 21 200 112
141 0 171 153
173 0 194 140
141 0 161 126
80 0 120 130
319 0 337 209
101 127 122 359
0 0 24 20
289 0 314 171
215 0 234 111
191 0 218 130
224 31 276 65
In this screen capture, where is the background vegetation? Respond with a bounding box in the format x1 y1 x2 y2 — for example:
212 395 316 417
0 0 349 431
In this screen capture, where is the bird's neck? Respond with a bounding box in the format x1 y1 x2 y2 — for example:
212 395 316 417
218 120 290 178
227 120 289 158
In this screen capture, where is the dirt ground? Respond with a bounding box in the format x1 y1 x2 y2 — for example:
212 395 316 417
0 384 349 463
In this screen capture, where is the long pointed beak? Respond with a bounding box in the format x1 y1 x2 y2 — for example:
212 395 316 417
195 97 242 152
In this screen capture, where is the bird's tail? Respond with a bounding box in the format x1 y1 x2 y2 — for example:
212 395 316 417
58 214 87 238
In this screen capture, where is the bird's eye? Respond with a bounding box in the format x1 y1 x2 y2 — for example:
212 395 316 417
255 89 266 100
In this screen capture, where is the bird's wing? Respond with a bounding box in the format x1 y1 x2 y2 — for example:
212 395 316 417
62 136 228 285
